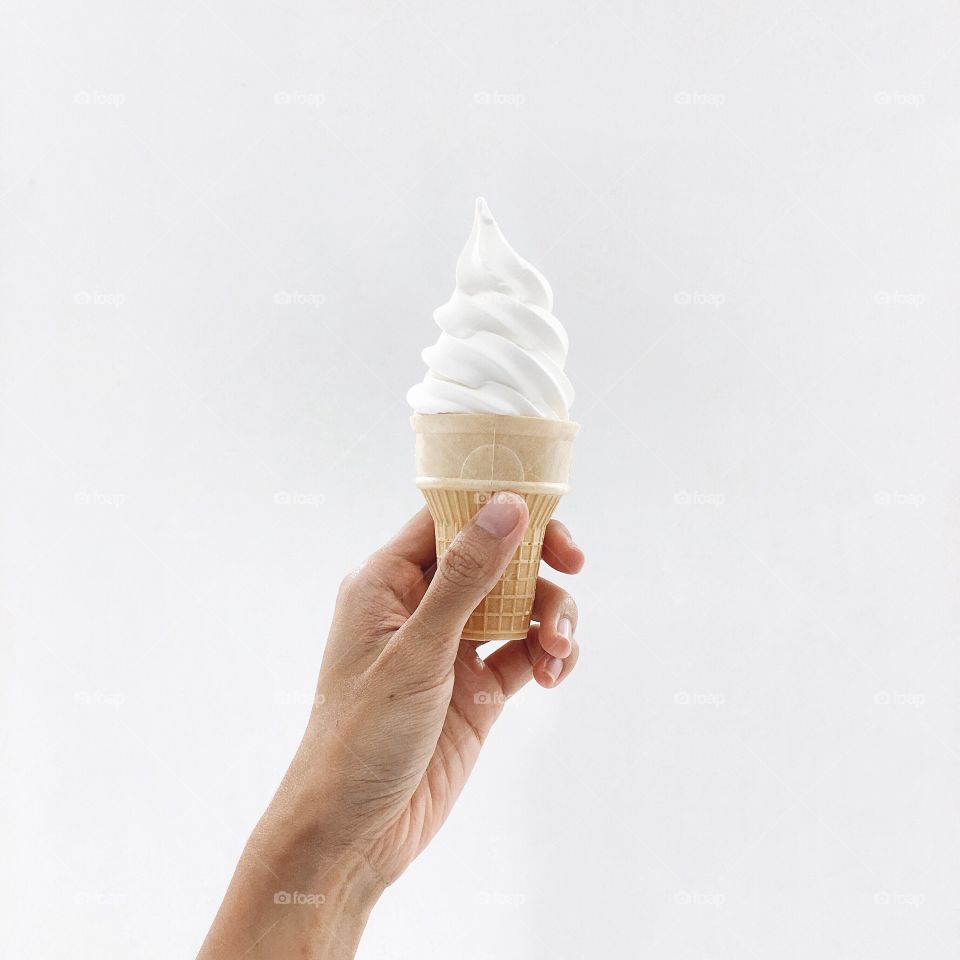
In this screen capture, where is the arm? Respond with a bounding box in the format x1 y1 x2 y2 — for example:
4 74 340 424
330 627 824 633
198 493 584 958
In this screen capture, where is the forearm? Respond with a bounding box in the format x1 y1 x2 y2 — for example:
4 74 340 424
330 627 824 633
198 800 384 960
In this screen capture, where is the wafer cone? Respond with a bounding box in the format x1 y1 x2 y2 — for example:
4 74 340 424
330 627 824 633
411 413 579 641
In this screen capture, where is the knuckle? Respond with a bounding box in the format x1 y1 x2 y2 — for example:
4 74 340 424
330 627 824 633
369 634 453 694
336 569 361 602
539 579 578 624
439 538 489 589
550 518 571 540
361 550 400 586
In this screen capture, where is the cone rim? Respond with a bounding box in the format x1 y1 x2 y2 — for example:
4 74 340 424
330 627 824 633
415 477 570 495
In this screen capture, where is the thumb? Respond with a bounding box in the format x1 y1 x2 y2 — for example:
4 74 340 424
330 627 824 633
405 492 528 657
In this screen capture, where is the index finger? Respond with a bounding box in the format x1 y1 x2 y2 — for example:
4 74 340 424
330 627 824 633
541 518 584 574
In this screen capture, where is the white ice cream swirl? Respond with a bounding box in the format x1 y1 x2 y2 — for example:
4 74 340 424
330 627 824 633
407 198 574 420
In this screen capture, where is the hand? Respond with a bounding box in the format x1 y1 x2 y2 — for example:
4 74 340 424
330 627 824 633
199 493 584 959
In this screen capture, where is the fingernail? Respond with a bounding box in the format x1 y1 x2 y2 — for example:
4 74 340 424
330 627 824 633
475 493 524 538
558 617 573 642
544 656 563 684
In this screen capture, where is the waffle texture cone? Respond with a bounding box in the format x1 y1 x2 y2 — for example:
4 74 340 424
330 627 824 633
412 413 579 641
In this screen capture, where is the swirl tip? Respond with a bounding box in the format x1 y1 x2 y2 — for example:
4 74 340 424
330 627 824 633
475 196 494 224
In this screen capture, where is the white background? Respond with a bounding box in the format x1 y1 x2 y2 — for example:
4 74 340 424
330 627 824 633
2 1 959 956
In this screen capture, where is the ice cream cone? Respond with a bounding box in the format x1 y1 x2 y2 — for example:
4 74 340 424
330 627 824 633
412 413 578 641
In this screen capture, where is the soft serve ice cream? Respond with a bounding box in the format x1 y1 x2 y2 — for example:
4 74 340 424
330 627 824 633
407 198 573 421
408 199 579 640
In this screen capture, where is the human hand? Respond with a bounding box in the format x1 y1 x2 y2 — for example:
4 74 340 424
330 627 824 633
199 493 584 959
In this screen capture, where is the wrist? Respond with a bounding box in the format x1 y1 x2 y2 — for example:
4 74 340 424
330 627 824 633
199 798 385 960
253 792 387 908
254 808 385 959
300 857 383 960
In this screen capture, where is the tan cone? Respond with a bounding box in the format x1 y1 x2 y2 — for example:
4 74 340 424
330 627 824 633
411 413 579 641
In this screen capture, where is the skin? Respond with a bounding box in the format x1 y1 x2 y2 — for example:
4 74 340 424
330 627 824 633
198 492 583 959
